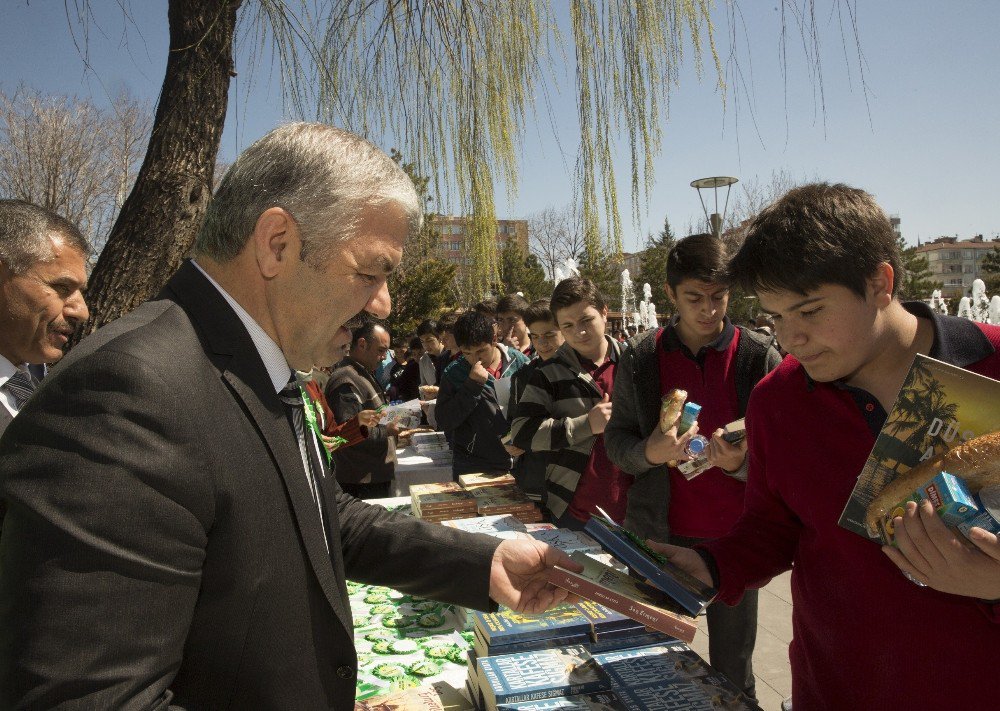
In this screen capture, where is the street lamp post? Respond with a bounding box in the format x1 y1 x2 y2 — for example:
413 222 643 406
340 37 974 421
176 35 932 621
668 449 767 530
691 176 738 239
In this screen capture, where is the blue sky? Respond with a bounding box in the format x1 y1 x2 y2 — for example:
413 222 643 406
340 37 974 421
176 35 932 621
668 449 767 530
2 1 998 252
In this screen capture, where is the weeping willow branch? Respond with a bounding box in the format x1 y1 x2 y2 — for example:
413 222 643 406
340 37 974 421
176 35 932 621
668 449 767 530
246 1 716 297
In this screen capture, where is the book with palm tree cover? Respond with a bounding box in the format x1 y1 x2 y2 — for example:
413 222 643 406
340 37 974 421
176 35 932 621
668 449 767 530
839 354 1000 541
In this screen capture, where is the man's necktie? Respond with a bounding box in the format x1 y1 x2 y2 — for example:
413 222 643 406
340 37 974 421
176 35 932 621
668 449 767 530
278 376 331 551
5 370 37 411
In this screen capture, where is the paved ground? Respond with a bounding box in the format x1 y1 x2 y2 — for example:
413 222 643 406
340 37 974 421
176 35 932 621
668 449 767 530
689 571 793 711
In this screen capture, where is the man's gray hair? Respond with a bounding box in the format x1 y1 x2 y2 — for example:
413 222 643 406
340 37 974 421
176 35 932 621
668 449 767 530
0 200 91 274
195 122 422 264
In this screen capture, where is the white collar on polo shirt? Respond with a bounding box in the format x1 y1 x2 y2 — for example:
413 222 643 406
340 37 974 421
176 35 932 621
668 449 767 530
191 260 291 394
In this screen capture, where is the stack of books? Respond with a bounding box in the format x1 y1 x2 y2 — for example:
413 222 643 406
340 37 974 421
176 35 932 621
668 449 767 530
468 485 542 524
410 482 479 523
412 432 453 463
473 642 762 711
467 602 675 708
540 509 720 642
458 472 517 490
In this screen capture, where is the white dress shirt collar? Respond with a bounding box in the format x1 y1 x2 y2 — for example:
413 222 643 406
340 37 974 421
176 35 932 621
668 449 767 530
0 354 27 417
191 260 291 394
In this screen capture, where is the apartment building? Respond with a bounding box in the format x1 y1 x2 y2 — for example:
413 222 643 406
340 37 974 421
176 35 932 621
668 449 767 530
913 235 1000 299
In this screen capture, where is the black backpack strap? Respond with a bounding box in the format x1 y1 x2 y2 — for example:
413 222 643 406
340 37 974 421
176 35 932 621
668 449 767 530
734 327 780 417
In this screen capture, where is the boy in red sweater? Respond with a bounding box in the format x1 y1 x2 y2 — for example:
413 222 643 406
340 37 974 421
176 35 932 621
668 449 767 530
654 183 1000 710
605 233 781 700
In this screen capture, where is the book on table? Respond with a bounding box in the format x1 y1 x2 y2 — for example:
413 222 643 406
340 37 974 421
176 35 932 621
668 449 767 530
546 552 698 643
476 645 607 710
838 354 1000 543
477 641 761 711
584 507 716 617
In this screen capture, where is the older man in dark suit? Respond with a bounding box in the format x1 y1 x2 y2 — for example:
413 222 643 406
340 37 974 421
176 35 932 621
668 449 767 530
0 123 579 710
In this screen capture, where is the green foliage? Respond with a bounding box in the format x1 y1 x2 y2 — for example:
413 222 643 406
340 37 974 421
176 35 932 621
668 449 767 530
276 0 722 297
981 246 1000 295
897 235 942 301
385 259 458 337
638 215 676 294
383 150 457 337
497 240 552 301
579 244 625 308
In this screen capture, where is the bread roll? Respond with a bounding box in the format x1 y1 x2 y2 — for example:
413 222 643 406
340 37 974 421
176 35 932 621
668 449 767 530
866 430 1000 534
660 389 688 434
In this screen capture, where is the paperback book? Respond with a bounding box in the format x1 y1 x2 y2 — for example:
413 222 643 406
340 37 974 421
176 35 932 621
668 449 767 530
584 507 716 617
459 472 517 489
839 354 1000 542
546 552 698 643
441 514 528 536
476 645 607 710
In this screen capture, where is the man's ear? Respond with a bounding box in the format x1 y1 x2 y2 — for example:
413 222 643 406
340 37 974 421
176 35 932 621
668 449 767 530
869 262 895 308
253 207 298 279
665 285 677 305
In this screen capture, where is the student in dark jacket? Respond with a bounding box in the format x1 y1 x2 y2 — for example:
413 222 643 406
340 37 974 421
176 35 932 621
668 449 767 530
325 322 400 498
505 299 565 502
388 337 422 402
436 311 529 479
604 233 781 701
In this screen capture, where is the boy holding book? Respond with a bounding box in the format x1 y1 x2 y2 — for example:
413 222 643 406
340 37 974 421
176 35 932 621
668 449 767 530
508 278 631 529
655 183 1000 710
604 232 780 699
435 310 529 478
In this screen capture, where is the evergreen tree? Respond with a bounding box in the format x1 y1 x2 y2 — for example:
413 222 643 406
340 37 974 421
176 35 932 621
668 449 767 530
980 246 1000 295
578 245 625 309
497 239 552 301
382 151 458 337
896 235 942 301
638 215 677 295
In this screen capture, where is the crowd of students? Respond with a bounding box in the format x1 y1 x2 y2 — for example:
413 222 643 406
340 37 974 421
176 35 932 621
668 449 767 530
321 183 1000 709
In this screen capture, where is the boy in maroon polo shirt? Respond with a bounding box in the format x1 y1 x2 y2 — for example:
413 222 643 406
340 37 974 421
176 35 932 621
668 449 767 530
653 183 1000 710
604 234 780 700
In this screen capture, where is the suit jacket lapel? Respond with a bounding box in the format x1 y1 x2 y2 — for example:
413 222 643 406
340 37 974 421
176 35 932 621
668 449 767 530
160 261 352 626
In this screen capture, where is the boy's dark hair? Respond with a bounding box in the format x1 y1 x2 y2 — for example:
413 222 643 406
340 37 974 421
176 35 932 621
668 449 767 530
666 233 727 290
416 319 438 337
453 311 497 349
408 336 423 351
497 293 529 316
472 298 498 318
726 182 902 298
550 277 606 318
437 311 460 334
523 299 556 327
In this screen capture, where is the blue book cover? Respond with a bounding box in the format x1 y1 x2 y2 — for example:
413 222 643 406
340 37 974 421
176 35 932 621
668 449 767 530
474 604 595 645
477 627 674 659
584 508 716 617
496 690 629 710
593 643 761 710
477 646 609 708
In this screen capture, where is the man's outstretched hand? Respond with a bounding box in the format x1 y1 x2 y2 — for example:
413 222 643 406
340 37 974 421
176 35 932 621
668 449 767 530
489 538 584 613
645 539 714 588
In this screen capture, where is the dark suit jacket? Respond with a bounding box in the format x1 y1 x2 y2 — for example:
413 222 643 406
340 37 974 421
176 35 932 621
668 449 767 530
0 261 499 710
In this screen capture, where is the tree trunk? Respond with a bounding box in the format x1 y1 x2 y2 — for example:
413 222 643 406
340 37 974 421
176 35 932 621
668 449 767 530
79 0 242 338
